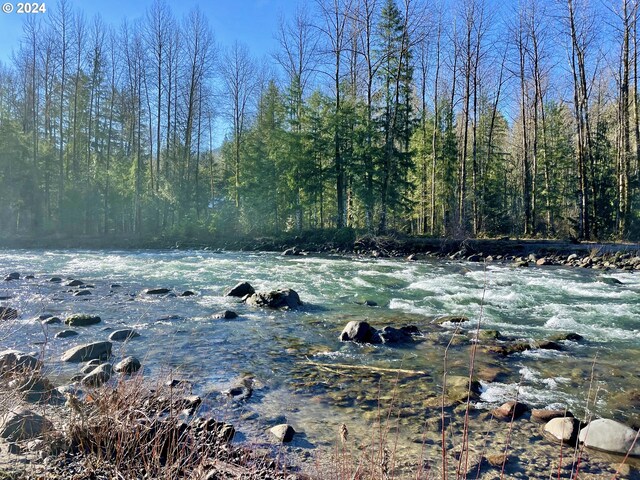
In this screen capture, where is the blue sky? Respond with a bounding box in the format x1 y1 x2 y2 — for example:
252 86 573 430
0 0 302 64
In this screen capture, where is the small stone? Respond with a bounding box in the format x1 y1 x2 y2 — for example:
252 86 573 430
108 329 140 341
6 443 21 455
55 330 78 339
180 290 196 297
491 401 528 420
143 288 172 295
65 314 101 327
269 424 296 442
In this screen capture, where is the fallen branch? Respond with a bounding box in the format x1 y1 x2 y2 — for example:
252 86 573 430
303 359 427 376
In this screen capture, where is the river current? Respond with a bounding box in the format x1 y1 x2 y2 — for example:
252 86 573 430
1 249 639 471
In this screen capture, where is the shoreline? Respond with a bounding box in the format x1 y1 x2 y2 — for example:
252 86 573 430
1 233 640 272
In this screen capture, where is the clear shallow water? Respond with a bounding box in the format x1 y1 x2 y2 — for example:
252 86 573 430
1 249 639 457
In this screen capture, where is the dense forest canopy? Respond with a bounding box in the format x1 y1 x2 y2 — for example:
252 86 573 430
1 0 639 241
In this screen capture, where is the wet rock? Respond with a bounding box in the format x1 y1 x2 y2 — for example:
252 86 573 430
536 258 552 266
579 419 640 456
477 330 502 341
0 408 52 441
214 310 238 320
42 316 62 325
4 272 20 281
374 325 421 344
340 321 377 343
531 409 574 423
114 356 141 374
180 290 196 297
61 341 112 362
355 299 378 307
246 289 302 309
269 424 296 442
65 279 84 287
73 290 92 297
483 342 531 356
445 375 482 403
533 340 563 351
49 277 62 283
81 363 113 387
110 284 121 288
551 332 584 342
224 378 253 402
0 306 18 320
144 288 172 295
108 329 140 342
514 260 529 267
544 417 581 445
433 315 469 325
491 401 529 420
283 247 302 256
225 282 255 298
55 330 78 339
65 314 101 327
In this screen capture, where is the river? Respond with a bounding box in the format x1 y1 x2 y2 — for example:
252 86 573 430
1 249 639 476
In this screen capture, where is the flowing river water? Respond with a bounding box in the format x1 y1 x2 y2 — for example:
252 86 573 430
1 249 639 477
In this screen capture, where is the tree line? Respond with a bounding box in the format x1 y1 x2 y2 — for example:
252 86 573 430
1 0 639 241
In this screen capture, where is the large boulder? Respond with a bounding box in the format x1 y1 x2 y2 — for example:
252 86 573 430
246 289 302 309
578 419 640 456
225 282 255 298
340 321 377 343
108 329 140 342
0 408 52 441
65 314 101 327
61 341 112 362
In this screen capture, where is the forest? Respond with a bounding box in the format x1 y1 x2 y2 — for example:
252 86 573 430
0 0 639 242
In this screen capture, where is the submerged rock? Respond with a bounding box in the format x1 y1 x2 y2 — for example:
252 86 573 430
269 424 296 442
433 315 469 325
61 341 112 362
143 288 172 295
225 282 255 298
55 330 78 339
73 289 92 297
374 325 420 344
4 272 20 281
180 290 196 297
65 279 84 287
42 316 62 325
579 419 640 456
65 314 101 327
0 409 52 441
246 289 302 309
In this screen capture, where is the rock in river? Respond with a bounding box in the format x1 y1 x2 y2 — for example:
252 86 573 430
108 329 140 342
340 321 377 343
269 424 296 442
55 330 78 339
578 418 640 456
144 288 172 295
114 356 141 374
225 282 255 298
81 363 113 387
214 310 238 320
65 314 101 327
246 289 302 309
61 341 112 362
